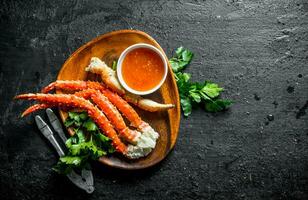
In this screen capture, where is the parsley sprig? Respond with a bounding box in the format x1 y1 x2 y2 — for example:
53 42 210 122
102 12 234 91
53 111 114 174
170 47 232 116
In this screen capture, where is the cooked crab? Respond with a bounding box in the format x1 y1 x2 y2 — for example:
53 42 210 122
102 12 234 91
16 82 161 159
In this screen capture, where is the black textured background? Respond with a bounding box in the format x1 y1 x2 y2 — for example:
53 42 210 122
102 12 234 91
1 0 308 199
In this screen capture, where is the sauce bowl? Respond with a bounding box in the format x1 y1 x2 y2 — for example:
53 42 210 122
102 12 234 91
117 43 168 95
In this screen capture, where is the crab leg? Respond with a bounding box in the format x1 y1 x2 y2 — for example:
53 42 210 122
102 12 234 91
123 93 175 112
43 80 174 112
102 89 159 140
15 93 127 154
21 103 73 117
42 81 157 136
42 81 89 93
85 57 174 112
21 103 51 117
73 89 141 144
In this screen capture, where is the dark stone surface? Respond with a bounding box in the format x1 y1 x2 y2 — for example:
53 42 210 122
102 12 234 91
1 0 308 199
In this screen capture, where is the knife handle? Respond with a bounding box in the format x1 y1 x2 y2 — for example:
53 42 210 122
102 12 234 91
47 135 65 157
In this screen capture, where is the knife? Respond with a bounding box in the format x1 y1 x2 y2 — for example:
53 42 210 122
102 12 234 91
35 111 95 193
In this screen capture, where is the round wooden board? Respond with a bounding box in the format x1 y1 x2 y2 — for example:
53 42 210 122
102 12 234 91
57 30 180 170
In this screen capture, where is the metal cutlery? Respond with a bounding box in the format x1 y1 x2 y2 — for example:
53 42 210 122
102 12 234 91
35 109 94 193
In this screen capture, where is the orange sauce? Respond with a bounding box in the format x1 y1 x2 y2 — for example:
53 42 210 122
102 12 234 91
122 48 165 92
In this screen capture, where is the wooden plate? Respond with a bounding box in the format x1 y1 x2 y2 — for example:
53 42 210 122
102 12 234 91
57 30 180 170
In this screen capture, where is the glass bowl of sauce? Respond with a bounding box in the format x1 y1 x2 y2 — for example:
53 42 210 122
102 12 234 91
117 43 168 95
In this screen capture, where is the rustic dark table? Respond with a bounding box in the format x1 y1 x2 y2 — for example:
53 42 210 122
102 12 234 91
1 0 308 199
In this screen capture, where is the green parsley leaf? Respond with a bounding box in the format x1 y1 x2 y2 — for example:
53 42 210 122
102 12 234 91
68 112 80 122
52 155 88 175
111 60 117 71
79 112 88 120
83 118 98 132
74 121 82 127
180 97 192 116
60 156 82 166
201 82 223 98
70 143 82 155
68 138 106 158
52 161 74 175
189 90 201 103
76 129 85 143
65 137 73 148
175 72 191 82
94 132 115 153
176 72 191 96
107 146 116 154
176 46 184 55
64 118 74 127
96 132 110 142
205 99 232 112
182 49 193 62
170 46 193 72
